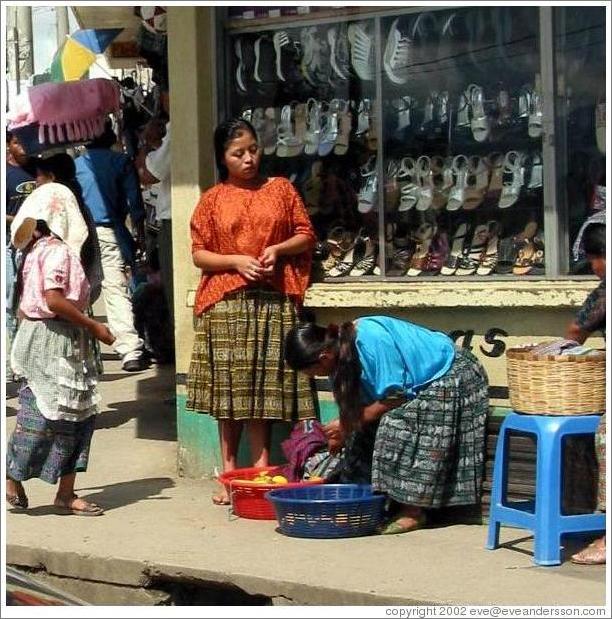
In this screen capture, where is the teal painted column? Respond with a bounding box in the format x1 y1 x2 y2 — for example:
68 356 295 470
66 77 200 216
177 389 504 478
176 394 340 478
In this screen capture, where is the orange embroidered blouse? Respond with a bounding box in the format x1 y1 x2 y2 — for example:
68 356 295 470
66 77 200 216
190 176 316 315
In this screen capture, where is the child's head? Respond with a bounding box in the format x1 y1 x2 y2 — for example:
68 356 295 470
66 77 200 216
582 223 606 279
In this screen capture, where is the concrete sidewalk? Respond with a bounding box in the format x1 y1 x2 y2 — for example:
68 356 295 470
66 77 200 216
5 355 607 606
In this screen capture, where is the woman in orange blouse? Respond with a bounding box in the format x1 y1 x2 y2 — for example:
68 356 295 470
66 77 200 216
187 118 318 504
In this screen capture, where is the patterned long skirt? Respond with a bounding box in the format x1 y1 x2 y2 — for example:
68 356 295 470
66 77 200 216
595 414 606 512
186 288 318 421
330 348 489 508
6 386 96 485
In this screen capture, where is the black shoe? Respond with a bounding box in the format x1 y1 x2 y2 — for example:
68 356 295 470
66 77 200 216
122 357 150 372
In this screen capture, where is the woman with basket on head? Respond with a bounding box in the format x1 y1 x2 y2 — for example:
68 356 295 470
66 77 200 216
284 314 490 534
187 118 318 505
5 182 115 515
566 222 606 566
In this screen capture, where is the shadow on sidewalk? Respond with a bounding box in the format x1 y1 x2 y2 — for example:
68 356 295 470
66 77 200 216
13 477 175 516
97 365 177 442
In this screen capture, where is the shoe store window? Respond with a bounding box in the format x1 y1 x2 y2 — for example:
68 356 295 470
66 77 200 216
219 6 606 282
555 6 606 276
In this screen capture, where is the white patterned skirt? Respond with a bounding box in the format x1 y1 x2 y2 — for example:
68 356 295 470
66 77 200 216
11 318 100 422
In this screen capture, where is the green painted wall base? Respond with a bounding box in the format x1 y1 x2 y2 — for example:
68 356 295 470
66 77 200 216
176 395 340 479
177 392 509 479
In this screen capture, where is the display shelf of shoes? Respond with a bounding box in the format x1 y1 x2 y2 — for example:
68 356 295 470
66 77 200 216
377 7 549 281
223 6 590 283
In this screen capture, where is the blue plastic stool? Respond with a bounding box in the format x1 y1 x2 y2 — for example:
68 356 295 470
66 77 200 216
486 412 605 566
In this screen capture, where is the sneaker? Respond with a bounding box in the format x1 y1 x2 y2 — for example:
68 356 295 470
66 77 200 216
328 25 350 80
348 22 375 81
300 26 329 86
122 353 150 372
383 18 412 85
234 38 247 93
273 30 302 83
253 35 276 91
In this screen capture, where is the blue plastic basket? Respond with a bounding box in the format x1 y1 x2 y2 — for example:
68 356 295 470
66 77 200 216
265 484 386 538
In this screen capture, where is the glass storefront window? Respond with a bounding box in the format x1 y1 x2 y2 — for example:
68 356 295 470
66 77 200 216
555 6 606 275
220 6 605 282
380 7 543 278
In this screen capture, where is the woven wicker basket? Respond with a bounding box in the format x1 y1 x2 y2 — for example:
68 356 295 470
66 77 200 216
506 346 606 415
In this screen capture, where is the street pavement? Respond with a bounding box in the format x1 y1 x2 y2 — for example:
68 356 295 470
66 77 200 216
4 351 607 606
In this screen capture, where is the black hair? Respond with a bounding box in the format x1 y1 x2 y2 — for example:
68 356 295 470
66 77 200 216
14 220 52 309
36 153 97 280
582 223 606 258
6 129 14 144
88 120 117 149
284 318 363 432
213 118 258 181
36 153 76 183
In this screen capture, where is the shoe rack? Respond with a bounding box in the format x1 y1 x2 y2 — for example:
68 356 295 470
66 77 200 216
219 6 607 282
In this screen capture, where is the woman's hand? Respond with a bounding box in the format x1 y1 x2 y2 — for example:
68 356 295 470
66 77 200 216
323 419 345 455
233 255 265 282
89 322 116 346
258 245 279 277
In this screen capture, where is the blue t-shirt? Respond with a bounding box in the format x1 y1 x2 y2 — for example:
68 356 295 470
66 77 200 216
6 163 36 216
355 316 456 403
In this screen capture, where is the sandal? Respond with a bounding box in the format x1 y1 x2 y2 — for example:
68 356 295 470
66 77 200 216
6 479 29 510
54 493 104 517
397 157 419 212
513 237 545 276
333 99 352 156
262 107 279 156
440 222 469 276
571 539 606 565
476 220 500 276
498 151 525 209
377 513 426 535
212 494 231 506
446 155 469 211
455 223 489 276
415 156 434 211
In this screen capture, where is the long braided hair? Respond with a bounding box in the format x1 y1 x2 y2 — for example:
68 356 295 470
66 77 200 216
284 314 363 432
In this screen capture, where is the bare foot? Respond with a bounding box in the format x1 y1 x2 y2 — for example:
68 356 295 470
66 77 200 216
212 484 230 505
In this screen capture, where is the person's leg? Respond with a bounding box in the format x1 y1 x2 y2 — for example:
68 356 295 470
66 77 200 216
6 477 28 509
96 226 147 371
54 473 103 515
572 415 606 564
246 420 271 468
214 419 243 504
158 219 175 334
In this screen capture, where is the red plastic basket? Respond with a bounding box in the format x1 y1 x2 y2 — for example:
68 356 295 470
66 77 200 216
219 466 324 520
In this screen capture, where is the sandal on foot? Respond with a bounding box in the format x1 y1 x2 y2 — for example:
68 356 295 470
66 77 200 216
55 494 104 517
212 494 231 506
6 481 29 510
377 514 426 535
571 541 606 565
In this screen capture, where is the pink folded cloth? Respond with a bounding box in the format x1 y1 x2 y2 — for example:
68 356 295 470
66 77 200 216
8 78 121 145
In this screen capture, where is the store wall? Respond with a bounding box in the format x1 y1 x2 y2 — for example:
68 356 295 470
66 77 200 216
169 7 604 479
167 6 218 477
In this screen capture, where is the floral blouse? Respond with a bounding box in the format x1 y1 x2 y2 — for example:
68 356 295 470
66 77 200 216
576 279 606 339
